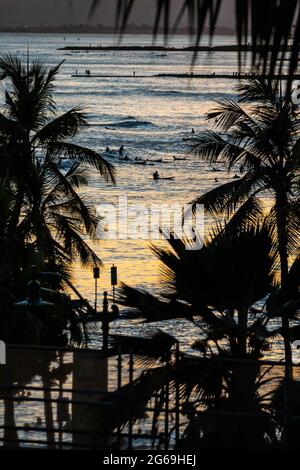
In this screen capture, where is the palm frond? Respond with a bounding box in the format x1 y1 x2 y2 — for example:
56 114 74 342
286 202 300 254
207 100 263 135
191 173 264 217
267 254 300 320
192 131 265 170
218 196 264 234
118 283 194 321
49 142 116 184
200 219 277 310
0 112 18 133
237 76 279 104
32 107 88 144
51 211 102 267
42 160 100 237
111 331 177 361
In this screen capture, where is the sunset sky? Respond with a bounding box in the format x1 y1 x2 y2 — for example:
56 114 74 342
0 0 235 27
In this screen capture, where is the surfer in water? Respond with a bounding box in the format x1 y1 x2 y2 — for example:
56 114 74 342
153 171 160 180
119 145 124 157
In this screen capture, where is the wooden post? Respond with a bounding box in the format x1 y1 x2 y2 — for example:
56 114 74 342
72 351 108 449
165 355 170 450
175 342 180 448
93 267 100 313
102 292 109 352
117 347 122 449
128 350 134 450
58 351 64 449
111 265 117 305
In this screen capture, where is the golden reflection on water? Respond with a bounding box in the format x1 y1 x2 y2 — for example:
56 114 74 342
71 239 166 302
70 198 278 302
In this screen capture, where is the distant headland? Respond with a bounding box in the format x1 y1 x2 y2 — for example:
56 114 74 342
59 45 297 53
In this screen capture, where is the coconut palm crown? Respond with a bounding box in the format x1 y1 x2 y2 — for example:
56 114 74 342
191 76 300 369
0 54 115 271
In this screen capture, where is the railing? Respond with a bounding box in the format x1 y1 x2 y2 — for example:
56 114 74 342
0 344 299 450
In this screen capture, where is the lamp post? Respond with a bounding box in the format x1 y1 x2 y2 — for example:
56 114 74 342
93 267 100 313
14 266 54 310
14 266 55 449
111 265 118 304
101 291 109 352
99 265 119 352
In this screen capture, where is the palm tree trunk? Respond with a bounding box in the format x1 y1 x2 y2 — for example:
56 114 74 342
7 189 24 235
275 192 292 448
42 374 56 449
275 193 292 377
3 391 19 448
238 308 247 356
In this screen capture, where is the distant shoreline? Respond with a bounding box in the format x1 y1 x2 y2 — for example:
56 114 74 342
59 45 296 53
71 72 300 80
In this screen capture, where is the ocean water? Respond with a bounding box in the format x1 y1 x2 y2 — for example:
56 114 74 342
0 33 281 356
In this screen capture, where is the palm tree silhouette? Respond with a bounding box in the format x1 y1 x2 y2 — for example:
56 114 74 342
0 54 115 270
111 214 299 448
190 76 300 375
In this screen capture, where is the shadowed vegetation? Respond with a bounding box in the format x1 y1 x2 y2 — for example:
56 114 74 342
107 76 299 449
0 54 115 346
105 214 300 449
191 75 300 373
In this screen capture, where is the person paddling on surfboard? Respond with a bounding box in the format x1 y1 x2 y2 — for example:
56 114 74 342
153 171 160 180
119 145 124 158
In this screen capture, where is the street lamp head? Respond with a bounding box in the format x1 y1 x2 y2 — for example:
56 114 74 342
14 275 54 309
